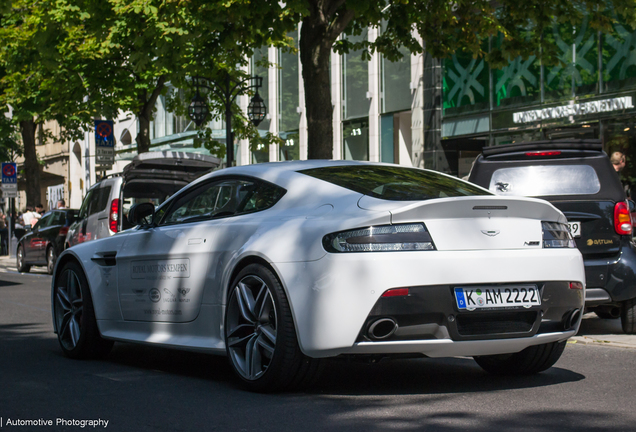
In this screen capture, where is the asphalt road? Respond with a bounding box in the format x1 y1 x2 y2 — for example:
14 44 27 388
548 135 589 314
1 270 636 432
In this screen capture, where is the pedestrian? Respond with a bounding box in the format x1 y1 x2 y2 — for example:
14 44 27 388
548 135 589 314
56 199 66 209
611 151 631 198
611 151 626 173
21 206 36 227
35 203 45 216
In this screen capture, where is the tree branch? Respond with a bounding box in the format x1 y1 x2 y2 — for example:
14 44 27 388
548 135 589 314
326 9 355 42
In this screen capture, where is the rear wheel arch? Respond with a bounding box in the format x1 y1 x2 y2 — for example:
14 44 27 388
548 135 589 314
225 256 303 348
226 256 280 304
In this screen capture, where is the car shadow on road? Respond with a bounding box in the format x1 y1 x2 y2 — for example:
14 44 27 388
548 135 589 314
99 341 584 397
577 313 624 335
308 356 584 396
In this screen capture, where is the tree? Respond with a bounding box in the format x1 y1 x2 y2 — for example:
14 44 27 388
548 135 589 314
285 0 636 159
0 0 90 206
58 0 296 156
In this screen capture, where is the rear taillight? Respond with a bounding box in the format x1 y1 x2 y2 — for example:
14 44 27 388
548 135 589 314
323 223 436 253
525 151 561 157
109 199 119 233
614 201 632 236
542 222 576 248
569 282 584 290
58 227 69 236
381 288 410 297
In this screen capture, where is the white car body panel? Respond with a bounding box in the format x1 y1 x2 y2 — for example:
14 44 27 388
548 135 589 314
274 248 584 357
52 160 585 362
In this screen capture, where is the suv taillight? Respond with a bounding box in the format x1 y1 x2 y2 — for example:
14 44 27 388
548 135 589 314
109 199 119 233
614 201 632 236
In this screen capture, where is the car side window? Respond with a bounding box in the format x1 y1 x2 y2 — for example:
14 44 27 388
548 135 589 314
159 178 285 225
49 211 66 226
78 189 94 219
161 183 223 224
33 214 52 230
89 186 112 216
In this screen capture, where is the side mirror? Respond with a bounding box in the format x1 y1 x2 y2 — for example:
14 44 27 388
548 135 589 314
128 202 155 227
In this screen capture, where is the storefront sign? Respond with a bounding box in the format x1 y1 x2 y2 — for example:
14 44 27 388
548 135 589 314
513 97 634 124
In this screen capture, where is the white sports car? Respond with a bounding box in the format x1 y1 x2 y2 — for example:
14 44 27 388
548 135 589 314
52 161 585 391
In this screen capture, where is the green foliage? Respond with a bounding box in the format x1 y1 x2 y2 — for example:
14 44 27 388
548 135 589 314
0 109 21 162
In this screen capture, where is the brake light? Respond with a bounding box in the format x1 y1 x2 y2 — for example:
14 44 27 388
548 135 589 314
525 151 561 157
58 227 69 236
381 288 410 297
109 199 119 233
614 201 632 235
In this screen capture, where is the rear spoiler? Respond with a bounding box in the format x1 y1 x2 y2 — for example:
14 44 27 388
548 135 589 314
482 139 603 158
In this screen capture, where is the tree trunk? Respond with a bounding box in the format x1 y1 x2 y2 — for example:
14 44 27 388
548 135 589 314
300 20 335 159
135 76 166 154
19 118 40 208
300 2 355 159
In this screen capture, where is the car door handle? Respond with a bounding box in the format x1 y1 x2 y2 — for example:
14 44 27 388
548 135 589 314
91 251 117 266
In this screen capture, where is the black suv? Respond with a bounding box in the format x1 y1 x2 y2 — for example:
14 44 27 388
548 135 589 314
468 140 636 333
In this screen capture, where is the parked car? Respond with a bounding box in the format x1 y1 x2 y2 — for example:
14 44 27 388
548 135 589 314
65 151 220 248
467 139 636 333
17 208 79 274
52 161 584 392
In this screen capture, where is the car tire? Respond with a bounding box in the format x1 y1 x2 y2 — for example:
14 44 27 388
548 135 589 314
621 298 636 334
16 245 30 273
474 341 567 375
53 261 114 359
224 263 321 392
46 246 57 275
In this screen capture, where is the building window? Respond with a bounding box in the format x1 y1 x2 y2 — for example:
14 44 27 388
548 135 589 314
381 46 411 114
443 45 490 117
279 130 299 161
343 118 369 161
342 31 369 120
279 30 299 137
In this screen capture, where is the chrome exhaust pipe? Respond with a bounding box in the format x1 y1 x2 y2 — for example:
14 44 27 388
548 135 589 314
368 318 398 340
596 305 621 319
565 308 581 329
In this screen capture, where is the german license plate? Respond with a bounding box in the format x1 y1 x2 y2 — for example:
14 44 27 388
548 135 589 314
454 285 541 310
567 221 581 238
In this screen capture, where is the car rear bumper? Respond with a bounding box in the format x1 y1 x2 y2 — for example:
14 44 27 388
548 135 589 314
583 238 636 304
273 248 585 358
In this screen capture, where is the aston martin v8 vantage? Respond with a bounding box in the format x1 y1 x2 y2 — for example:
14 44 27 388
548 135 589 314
52 161 585 391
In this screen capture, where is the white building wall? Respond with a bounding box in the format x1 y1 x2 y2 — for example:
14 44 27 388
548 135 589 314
368 28 380 163
331 43 342 160
269 46 279 162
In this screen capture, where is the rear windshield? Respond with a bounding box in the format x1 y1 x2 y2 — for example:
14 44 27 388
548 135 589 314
300 165 491 201
489 165 601 197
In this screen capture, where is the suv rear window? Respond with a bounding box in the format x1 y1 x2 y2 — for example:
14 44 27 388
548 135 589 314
489 165 601 197
300 165 490 201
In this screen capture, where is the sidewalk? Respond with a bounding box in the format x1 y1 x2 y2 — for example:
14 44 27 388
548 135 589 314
0 254 634 348
0 254 50 275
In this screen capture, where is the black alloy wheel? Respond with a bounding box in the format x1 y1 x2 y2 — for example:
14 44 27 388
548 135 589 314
224 263 321 392
53 261 113 359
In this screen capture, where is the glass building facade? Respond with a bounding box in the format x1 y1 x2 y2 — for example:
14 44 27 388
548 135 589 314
440 16 636 179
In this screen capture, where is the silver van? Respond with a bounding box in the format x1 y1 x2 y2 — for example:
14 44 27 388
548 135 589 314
65 151 220 248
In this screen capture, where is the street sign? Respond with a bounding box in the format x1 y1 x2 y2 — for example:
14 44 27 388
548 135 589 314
2 162 17 184
94 120 115 169
2 188 17 198
95 120 115 147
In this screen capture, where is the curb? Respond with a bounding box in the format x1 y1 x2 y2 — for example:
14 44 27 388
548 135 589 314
569 336 636 350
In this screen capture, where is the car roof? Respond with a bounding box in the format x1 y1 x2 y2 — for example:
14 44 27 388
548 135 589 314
198 160 384 187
